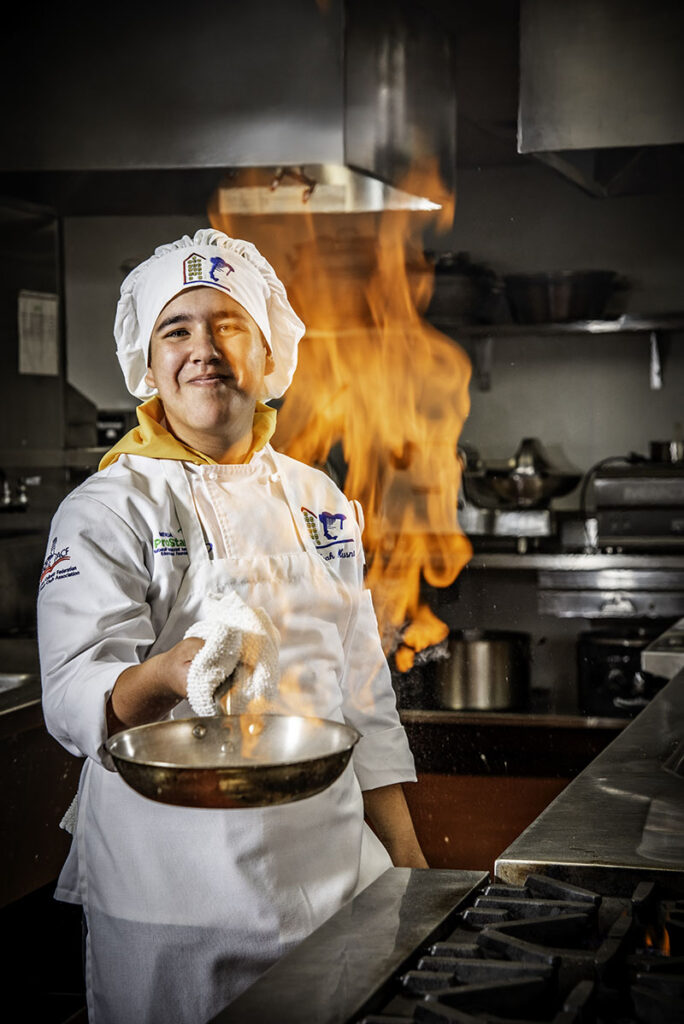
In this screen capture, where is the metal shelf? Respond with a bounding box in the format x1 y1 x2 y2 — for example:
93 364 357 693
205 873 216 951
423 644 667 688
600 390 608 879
466 552 684 571
430 313 684 337
429 314 684 391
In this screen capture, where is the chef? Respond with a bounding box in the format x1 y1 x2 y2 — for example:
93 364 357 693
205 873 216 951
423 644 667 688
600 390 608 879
38 229 426 1024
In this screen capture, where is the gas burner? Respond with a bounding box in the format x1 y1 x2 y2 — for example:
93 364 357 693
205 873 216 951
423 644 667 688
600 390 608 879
360 875 683 1024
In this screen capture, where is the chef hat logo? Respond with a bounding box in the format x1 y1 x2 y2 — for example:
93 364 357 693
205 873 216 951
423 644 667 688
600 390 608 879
182 252 236 289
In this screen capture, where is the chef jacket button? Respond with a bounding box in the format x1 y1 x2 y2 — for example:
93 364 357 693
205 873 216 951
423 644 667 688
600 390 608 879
270 472 279 483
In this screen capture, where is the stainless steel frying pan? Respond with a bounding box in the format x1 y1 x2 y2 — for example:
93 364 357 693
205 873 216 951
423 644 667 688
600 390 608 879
105 712 359 809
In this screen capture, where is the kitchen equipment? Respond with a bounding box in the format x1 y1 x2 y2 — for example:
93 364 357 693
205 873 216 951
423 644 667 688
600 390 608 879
105 713 359 809
96 409 129 447
219 867 684 1024
649 439 684 464
434 630 530 711
425 251 507 325
463 438 581 510
589 447 684 550
642 618 684 678
503 270 624 323
459 499 554 555
577 629 666 718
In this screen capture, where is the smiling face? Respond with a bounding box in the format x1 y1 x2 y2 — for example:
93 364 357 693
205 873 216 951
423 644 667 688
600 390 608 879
145 287 274 459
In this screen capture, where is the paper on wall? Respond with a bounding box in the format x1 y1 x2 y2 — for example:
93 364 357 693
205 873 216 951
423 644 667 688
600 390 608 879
18 290 59 376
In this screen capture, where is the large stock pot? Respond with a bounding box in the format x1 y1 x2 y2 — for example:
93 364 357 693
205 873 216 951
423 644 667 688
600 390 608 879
434 630 531 711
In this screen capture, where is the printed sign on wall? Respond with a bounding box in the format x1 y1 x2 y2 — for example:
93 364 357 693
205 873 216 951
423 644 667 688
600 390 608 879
18 290 59 376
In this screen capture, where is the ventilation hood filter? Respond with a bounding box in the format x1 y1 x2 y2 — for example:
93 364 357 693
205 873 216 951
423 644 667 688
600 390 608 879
214 165 441 216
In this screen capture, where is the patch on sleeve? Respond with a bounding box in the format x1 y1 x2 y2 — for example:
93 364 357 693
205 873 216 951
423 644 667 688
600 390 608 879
39 536 80 592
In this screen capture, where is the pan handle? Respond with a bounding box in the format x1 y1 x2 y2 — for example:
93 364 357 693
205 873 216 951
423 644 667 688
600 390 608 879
212 673 236 716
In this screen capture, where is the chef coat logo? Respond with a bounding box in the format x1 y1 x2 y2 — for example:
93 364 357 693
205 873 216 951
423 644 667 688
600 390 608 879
301 507 355 560
39 536 80 591
153 531 188 557
182 252 235 291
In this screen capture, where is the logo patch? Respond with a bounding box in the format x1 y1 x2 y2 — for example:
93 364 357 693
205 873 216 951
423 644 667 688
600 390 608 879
301 507 355 561
182 252 235 291
153 531 188 557
39 536 80 592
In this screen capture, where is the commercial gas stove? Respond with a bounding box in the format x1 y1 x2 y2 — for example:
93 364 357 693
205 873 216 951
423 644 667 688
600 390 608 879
211 868 683 1024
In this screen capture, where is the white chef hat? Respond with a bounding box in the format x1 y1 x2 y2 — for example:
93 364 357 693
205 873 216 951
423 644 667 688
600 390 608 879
114 228 305 400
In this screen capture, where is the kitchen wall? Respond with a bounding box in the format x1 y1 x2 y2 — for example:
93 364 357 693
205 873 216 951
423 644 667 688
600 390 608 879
0 204 65 451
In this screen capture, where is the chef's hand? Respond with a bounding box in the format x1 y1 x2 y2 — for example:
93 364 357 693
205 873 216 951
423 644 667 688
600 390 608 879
362 784 429 869
106 636 205 735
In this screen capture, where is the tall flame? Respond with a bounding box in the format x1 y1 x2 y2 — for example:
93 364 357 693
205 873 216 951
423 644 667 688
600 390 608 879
209 163 472 673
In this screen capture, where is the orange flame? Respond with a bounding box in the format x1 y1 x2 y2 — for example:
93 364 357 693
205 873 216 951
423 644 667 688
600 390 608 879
209 162 472 672
644 923 671 956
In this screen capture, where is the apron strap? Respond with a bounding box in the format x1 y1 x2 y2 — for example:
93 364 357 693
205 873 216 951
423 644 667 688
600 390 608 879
159 461 212 567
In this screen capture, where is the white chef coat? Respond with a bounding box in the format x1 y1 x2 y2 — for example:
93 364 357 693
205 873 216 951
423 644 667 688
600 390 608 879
38 444 416 1024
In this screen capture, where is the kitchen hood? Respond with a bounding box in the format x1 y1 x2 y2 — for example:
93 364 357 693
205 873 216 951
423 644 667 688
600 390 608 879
518 0 684 197
1 0 455 216
214 164 441 216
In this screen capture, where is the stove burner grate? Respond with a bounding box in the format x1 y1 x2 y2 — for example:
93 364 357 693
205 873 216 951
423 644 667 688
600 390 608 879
360 874 683 1024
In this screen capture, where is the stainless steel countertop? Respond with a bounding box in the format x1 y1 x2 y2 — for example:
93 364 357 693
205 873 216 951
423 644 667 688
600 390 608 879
209 868 488 1024
400 709 627 730
642 617 684 678
495 666 684 894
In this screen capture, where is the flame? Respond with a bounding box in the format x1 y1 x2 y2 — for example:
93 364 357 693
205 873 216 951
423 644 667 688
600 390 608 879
209 161 472 671
644 923 671 956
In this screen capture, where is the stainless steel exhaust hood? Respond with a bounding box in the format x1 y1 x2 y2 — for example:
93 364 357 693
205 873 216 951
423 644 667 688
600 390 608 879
2 1 455 215
518 0 684 197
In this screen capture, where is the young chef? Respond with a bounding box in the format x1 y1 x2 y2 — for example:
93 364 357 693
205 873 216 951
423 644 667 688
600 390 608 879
38 229 427 1024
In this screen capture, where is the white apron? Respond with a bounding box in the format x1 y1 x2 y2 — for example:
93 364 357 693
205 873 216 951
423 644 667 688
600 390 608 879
77 454 391 1024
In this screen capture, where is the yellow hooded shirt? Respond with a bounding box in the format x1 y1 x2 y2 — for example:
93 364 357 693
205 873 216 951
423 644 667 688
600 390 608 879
99 397 277 471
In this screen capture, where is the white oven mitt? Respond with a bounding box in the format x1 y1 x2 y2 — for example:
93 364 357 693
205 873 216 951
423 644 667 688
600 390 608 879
183 591 280 716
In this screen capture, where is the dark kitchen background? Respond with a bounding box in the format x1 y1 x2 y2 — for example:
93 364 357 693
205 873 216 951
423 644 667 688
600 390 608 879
1 2 683 1022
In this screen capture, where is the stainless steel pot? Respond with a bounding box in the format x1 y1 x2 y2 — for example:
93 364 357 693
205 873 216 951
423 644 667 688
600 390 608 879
434 630 530 711
105 713 359 809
